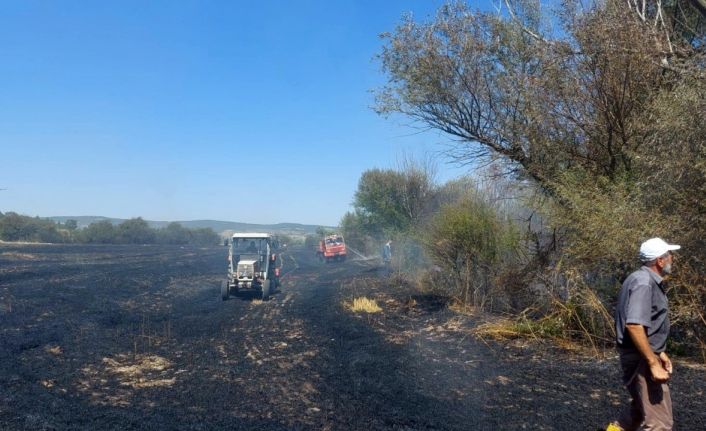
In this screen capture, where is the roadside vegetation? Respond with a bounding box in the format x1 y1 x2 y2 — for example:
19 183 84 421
343 0 706 359
0 212 219 246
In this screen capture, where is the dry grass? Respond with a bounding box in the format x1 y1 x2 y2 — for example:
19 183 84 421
101 354 176 389
472 318 525 340
346 296 382 313
448 300 477 315
471 288 615 357
0 251 37 260
45 345 63 356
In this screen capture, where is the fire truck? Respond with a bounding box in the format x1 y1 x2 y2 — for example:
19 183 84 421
316 234 347 263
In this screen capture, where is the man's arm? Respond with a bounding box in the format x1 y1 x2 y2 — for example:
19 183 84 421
625 323 670 382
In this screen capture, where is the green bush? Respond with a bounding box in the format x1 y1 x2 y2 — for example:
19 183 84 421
423 196 521 309
0 212 66 243
304 234 319 250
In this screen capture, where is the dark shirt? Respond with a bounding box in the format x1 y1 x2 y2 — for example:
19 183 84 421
615 266 670 353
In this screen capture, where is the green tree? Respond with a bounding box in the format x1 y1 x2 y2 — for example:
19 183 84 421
315 226 334 237
340 210 372 252
0 213 64 242
158 222 190 244
117 218 155 244
304 234 319 249
78 220 116 244
0 212 27 241
378 0 706 351
352 167 434 236
377 0 704 191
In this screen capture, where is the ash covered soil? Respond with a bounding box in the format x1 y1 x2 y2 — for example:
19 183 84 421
1 243 704 430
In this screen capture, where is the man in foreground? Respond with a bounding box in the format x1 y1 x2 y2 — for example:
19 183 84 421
608 237 680 431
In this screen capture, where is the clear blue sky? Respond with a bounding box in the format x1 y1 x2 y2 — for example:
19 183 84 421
0 0 484 226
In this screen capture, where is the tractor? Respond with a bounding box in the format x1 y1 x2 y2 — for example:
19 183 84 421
222 233 280 301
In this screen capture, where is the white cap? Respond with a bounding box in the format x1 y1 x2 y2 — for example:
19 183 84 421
639 237 681 262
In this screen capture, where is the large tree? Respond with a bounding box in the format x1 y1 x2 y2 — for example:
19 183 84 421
377 0 704 188
377 0 705 260
378 0 706 349
116 218 156 244
350 166 434 236
79 220 116 244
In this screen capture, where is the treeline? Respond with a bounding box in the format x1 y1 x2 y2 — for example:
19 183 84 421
365 0 706 356
0 212 220 245
342 163 523 310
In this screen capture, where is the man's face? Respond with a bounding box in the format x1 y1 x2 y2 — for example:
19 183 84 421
657 252 674 275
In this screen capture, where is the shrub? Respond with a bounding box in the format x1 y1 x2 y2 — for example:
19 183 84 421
423 196 521 309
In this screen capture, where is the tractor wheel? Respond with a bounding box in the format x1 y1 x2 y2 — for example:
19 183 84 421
261 279 271 301
221 280 229 301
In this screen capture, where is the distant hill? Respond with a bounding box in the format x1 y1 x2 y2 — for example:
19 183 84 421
48 216 332 237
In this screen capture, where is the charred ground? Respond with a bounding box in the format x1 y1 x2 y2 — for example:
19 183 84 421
1 244 704 430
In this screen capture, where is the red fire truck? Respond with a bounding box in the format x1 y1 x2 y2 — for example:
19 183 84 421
316 234 347 262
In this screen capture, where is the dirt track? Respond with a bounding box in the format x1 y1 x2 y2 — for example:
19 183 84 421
1 244 705 430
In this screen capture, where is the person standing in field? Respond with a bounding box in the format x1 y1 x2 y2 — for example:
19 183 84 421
607 237 680 431
382 240 392 272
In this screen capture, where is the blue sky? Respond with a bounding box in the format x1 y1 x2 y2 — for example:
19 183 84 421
0 0 487 226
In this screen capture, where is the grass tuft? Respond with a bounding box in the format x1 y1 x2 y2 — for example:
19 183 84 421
346 296 382 313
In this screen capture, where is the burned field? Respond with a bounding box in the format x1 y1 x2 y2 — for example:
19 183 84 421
1 244 705 430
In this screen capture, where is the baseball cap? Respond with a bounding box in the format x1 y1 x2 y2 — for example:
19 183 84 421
639 237 681 261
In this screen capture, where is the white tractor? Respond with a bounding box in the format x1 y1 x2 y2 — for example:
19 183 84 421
222 233 280 301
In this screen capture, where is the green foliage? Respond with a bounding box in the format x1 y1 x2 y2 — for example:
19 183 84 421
377 0 706 355
0 212 65 243
0 212 31 241
116 218 155 244
340 210 376 254
423 195 521 308
304 234 319 249
158 222 191 245
353 167 433 236
0 216 221 246
353 169 408 236
378 1 704 188
510 315 566 339
428 198 510 265
76 220 116 244
315 226 335 237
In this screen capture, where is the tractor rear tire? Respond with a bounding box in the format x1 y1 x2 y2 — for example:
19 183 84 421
261 279 271 301
221 280 229 301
